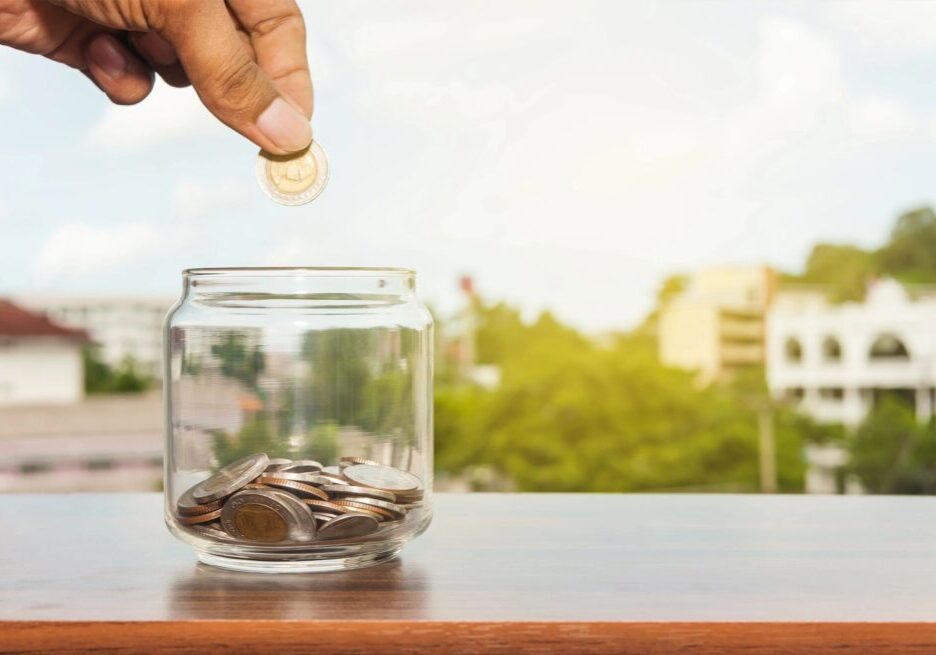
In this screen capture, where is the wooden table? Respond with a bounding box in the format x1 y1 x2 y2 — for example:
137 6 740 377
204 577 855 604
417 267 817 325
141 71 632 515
4 493 936 654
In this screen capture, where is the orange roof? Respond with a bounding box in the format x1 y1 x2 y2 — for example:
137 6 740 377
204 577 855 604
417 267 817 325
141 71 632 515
0 299 90 342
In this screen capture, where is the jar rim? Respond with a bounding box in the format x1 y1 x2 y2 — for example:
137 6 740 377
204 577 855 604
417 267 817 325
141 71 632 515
183 266 415 278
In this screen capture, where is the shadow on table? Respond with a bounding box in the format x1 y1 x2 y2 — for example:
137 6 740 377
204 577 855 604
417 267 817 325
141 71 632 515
167 557 432 620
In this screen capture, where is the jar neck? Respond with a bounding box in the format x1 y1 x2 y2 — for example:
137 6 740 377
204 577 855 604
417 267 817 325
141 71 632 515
181 268 417 307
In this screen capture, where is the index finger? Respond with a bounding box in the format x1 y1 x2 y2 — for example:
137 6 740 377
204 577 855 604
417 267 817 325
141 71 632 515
226 0 313 119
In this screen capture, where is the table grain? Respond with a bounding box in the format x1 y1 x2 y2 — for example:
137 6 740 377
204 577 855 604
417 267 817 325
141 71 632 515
4 493 936 653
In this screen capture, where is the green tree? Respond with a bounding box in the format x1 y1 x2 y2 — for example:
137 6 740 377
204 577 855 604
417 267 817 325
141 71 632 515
878 206 936 283
798 243 876 302
211 333 264 388
847 395 936 494
435 306 811 492
83 347 152 394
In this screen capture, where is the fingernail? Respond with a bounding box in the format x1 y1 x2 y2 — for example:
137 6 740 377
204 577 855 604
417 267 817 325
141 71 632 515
257 98 312 153
87 35 128 79
136 32 177 67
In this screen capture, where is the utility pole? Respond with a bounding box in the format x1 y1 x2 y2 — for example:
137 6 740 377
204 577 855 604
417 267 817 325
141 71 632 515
757 406 777 493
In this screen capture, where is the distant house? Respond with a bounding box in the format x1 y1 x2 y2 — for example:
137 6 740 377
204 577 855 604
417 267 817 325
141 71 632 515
767 279 936 426
658 266 778 385
0 300 90 406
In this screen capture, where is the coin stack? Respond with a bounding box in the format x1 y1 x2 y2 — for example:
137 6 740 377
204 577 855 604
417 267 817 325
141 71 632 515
175 453 425 544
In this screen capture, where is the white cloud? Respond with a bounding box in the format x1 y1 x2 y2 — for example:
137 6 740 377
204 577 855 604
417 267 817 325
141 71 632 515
34 222 163 279
825 0 936 54
82 82 217 151
265 239 321 265
173 179 252 221
849 96 916 140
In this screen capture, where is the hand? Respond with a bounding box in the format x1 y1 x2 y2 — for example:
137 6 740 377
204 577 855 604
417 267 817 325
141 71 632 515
0 0 313 154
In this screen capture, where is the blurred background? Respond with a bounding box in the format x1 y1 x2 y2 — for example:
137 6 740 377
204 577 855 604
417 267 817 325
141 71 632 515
2 1 936 494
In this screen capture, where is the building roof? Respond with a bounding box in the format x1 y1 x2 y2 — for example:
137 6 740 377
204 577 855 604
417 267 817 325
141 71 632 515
0 299 90 341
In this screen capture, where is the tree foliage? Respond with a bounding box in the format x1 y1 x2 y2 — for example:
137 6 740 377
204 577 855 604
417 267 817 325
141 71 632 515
83 347 152 394
847 395 936 494
435 302 816 492
790 205 936 300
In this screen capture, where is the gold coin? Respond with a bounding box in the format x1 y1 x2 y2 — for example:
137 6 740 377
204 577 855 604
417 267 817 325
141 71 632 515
256 141 329 206
231 503 289 543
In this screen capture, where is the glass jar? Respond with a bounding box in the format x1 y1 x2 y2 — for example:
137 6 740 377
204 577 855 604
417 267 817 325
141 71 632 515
163 267 433 572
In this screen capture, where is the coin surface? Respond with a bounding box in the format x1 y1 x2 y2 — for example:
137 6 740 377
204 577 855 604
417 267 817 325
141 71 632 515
176 486 223 516
256 141 329 206
278 459 323 474
332 499 395 521
321 466 342 475
342 464 421 493
302 499 354 515
176 508 223 525
221 488 316 543
265 458 293 472
321 484 396 503
343 496 407 520
340 456 382 467
192 453 270 503
256 475 330 500
318 513 380 540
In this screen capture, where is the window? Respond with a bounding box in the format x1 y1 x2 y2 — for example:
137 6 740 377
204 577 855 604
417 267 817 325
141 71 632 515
822 336 842 362
819 387 844 401
784 337 803 363
785 387 805 402
869 334 910 360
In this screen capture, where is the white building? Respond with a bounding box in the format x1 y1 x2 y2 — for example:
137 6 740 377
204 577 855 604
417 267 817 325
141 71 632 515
17 294 175 377
767 279 936 427
0 299 89 406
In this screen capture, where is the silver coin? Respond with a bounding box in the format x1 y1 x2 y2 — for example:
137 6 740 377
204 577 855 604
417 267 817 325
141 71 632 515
256 141 329 206
220 488 316 543
317 513 380 541
321 484 397 503
191 523 238 541
269 488 317 542
340 455 382 467
265 458 293 472
278 459 323 473
176 485 222 515
192 453 270 503
343 496 407 521
342 464 422 493
259 471 327 484
321 466 342 475
311 512 335 523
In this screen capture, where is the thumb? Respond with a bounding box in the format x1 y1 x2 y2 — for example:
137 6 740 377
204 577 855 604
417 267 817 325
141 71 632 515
162 1 311 154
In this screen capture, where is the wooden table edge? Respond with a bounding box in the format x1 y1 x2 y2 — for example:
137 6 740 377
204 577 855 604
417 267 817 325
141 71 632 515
5 620 936 654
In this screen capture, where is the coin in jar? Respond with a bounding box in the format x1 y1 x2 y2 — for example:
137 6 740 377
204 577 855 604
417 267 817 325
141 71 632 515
256 141 329 206
177 508 223 525
278 459 323 473
341 496 407 521
256 475 329 500
317 513 380 540
342 464 421 493
321 484 396 503
221 488 315 543
331 499 395 521
176 486 223 516
192 453 270 503
340 455 382 467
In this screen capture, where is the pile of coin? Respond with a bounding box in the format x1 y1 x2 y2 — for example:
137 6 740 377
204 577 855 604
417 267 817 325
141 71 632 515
174 453 425 544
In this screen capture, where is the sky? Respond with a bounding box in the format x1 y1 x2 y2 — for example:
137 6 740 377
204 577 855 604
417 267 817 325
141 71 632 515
2 0 936 331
